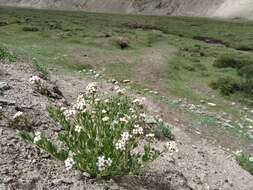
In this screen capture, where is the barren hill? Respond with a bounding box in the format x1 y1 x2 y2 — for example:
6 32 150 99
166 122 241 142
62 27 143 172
0 0 253 19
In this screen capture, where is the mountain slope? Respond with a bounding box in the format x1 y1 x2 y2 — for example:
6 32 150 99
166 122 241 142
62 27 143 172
0 0 252 19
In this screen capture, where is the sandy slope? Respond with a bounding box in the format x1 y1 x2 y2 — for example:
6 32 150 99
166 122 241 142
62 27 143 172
0 0 253 19
214 0 253 19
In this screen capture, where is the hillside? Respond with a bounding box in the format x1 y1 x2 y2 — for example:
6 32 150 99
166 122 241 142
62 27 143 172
0 0 253 19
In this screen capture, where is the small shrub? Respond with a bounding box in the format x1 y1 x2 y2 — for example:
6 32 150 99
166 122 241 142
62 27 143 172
153 121 173 140
0 46 16 62
20 83 160 177
22 26 39 32
210 77 240 96
238 64 253 81
213 55 252 69
235 152 253 175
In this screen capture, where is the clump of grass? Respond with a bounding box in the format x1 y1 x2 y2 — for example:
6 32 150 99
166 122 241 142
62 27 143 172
153 121 173 140
22 26 39 32
0 46 16 62
33 59 49 79
235 152 253 175
19 83 163 177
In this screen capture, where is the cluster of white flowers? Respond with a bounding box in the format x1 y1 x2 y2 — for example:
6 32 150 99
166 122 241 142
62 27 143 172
249 157 253 162
96 155 112 171
74 95 86 111
86 82 97 95
33 131 42 144
75 124 82 133
165 141 178 154
29 76 42 84
119 116 129 124
102 116 110 122
63 109 76 121
115 131 132 151
65 154 75 171
140 113 147 120
13 111 23 119
133 124 144 135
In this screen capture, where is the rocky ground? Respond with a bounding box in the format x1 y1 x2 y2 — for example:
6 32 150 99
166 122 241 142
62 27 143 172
1 61 253 190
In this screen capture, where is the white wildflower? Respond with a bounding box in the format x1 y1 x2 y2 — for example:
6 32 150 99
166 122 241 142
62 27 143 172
102 109 107 114
249 157 253 162
133 126 143 135
140 113 147 119
74 99 86 111
106 158 112 167
13 111 23 119
63 109 76 120
119 117 129 124
104 99 110 103
111 120 119 126
86 82 97 95
75 125 82 133
115 131 132 151
29 76 42 84
102 116 110 122
96 156 112 171
115 140 126 151
65 156 75 171
33 131 42 144
121 131 131 142
146 133 155 138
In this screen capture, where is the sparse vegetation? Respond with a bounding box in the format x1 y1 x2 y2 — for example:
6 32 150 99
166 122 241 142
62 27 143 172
235 152 253 175
33 59 49 79
0 46 16 62
153 121 173 140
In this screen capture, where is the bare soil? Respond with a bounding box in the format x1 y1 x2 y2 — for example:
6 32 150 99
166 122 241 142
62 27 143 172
1 61 253 190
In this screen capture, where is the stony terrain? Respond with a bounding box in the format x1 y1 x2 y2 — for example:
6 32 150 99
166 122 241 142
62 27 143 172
1 61 253 190
0 0 253 19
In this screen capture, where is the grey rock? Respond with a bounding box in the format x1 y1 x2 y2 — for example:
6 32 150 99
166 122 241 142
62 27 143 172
0 98 15 106
0 82 10 91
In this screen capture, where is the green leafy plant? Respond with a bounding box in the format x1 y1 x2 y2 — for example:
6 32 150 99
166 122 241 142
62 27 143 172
19 83 159 177
235 151 253 175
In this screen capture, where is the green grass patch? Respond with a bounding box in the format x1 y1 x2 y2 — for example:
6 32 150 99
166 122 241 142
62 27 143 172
236 152 253 175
